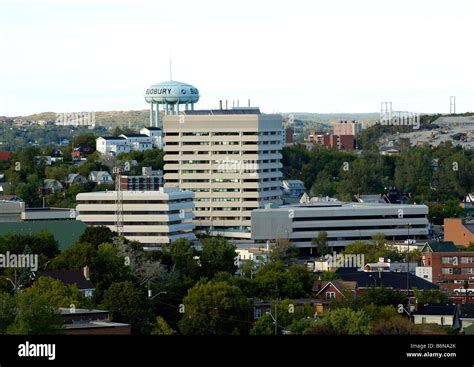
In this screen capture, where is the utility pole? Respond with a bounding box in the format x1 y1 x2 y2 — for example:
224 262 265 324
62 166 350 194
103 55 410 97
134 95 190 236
406 223 411 295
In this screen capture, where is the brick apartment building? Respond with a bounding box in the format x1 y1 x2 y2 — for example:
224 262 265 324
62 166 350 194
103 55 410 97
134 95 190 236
421 241 474 291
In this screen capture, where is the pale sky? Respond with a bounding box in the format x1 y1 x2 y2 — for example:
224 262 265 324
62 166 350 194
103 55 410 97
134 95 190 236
0 0 473 116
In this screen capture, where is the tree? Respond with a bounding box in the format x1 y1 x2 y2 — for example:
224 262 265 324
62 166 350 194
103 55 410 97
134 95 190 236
102 281 153 335
253 262 314 299
199 237 238 279
0 292 16 334
91 243 131 301
178 280 249 335
413 289 448 304
23 276 85 308
7 293 63 335
359 287 406 307
305 308 371 335
150 316 176 335
269 239 297 263
311 231 330 256
50 242 97 270
372 316 421 335
79 226 116 248
162 239 200 280
249 314 274 335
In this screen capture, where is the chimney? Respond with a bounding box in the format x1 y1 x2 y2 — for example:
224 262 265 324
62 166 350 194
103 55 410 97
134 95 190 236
83 266 90 281
248 99 251 107
219 100 223 110
225 100 228 110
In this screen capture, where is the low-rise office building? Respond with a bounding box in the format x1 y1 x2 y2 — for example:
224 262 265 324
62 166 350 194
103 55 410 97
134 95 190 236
251 199 429 251
76 188 195 249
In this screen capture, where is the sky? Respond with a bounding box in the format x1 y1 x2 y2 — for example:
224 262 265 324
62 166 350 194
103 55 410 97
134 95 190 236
0 0 473 116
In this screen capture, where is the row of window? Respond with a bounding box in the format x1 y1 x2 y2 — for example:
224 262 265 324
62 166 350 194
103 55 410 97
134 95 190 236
441 268 474 275
166 131 281 137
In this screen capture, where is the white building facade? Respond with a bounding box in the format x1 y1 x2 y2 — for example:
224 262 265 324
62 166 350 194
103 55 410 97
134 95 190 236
251 200 430 250
75 188 195 249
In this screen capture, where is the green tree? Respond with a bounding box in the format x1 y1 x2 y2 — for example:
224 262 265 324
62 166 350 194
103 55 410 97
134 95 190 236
359 287 406 307
311 231 330 256
102 281 153 335
79 226 116 248
7 293 64 335
199 237 238 278
178 280 249 335
269 239 297 263
163 239 200 280
249 314 275 335
0 292 16 334
91 243 131 301
305 308 371 335
413 289 448 304
372 316 421 335
150 316 176 335
50 242 97 270
23 276 85 308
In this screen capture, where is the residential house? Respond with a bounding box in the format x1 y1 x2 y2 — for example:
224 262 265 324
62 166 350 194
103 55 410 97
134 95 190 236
43 179 64 194
66 174 88 187
312 280 357 300
140 127 163 149
36 267 95 298
88 171 113 185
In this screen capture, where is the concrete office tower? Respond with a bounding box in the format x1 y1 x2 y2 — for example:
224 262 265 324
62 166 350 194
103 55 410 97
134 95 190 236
163 108 283 239
76 188 195 250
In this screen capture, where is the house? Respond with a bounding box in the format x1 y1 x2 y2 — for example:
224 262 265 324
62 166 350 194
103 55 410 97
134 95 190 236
36 267 95 298
413 304 461 328
73 145 94 158
66 174 88 186
0 194 24 202
59 308 131 335
43 179 64 193
88 171 113 185
119 134 153 152
140 127 163 149
312 280 357 300
96 137 130 156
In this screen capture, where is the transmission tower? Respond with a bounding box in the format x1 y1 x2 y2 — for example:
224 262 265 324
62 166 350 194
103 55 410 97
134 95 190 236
114 168 124 236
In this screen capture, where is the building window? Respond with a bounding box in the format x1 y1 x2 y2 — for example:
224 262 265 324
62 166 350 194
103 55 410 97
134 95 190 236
442 257 452 264
253 308 261 320
442 268 453 275
326 291 336 299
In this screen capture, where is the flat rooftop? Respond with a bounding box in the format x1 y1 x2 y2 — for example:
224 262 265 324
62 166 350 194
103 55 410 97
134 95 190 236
181 108 261 115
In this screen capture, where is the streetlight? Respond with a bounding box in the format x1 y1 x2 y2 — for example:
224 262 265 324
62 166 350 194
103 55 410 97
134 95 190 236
149 291 167 301
266 300 280 335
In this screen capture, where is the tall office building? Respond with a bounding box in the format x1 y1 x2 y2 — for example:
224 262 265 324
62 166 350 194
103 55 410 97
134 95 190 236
162 108 283 239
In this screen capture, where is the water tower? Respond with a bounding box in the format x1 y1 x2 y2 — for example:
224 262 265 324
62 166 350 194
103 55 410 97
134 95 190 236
144 80 200 128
